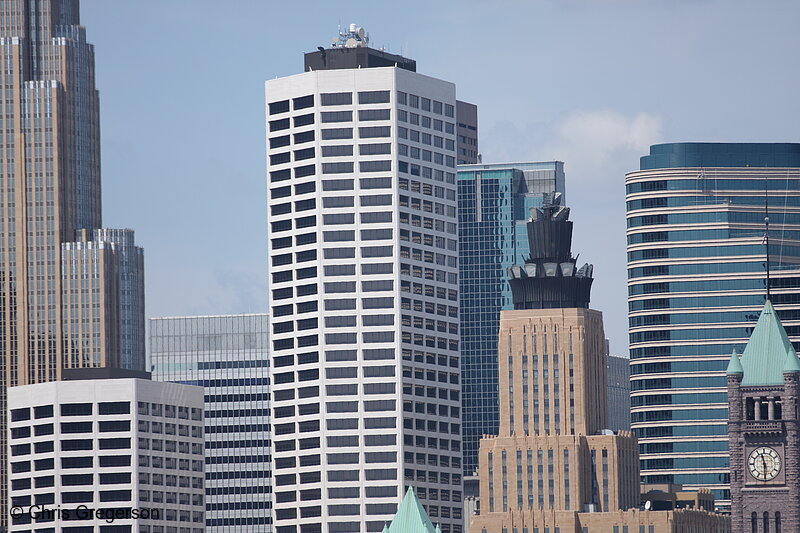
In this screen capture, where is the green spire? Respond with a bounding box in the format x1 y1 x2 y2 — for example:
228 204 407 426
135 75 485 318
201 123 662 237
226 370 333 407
726 348 743 376
384 487 438 533
740 300 798 385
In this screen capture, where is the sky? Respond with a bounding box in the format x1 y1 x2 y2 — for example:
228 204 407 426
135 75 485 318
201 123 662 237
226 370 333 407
81 0 800 356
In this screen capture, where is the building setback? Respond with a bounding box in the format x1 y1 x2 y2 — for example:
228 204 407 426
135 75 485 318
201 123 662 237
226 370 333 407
626 142 800 507
150 314 272 532
266 28 466 533
457 162 565 477
7 372 204 532
0 0 147 522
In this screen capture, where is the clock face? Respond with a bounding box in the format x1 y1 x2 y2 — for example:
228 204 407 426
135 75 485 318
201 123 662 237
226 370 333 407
748 447 782 481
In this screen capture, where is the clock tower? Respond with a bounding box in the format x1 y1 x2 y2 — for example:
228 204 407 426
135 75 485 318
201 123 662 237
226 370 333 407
727 300 800 533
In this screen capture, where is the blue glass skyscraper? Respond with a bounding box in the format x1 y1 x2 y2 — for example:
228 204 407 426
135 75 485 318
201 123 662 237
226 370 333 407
626 142 800 508
457 161 565 476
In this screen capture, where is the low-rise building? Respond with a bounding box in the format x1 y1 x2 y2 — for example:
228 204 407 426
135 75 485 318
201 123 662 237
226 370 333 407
7 369 205 532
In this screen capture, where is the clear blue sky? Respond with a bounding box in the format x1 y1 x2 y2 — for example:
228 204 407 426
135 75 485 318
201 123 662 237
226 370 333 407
83 0 800 355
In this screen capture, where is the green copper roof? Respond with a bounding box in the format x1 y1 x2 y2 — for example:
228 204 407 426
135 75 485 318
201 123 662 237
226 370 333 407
740 300 799 385
384 487 439 533
726 348 743 375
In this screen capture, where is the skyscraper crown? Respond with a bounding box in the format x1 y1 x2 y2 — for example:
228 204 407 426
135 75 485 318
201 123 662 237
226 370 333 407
506 193 594 309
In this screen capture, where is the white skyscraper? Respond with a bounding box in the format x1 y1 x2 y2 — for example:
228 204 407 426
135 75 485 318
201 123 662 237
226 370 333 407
266 28 464 533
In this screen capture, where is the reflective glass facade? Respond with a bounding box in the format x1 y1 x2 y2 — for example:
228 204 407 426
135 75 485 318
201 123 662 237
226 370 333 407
457 162 565 476
150 314 272 532
626 142 800 508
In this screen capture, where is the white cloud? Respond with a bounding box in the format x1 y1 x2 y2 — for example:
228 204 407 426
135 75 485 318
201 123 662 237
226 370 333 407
540 109 663 190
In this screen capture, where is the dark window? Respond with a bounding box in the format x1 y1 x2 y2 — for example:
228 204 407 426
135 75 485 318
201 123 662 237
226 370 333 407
269 135 290 149
321 128 353 140
62 491 94 504
100 472 131 484
321 92 353 106
99 420 130 432
359 126 391 138
293 95 314 110
321 111 352 123
35 423 54 436
359 109 390 121
294 113 314 127
295 164 316 178
269 100 290 114
358 91 390 104
360 177 392 189
98 402 130 415
270 118 290 132
322 145 354 158
34 405 53 419
11 408 30 422
61 403 92 416
100 490 132 502
322 162 354 174
270 152 290 165
295 148 315 161
360 160 391 172
62 456 93 469
99 455 131 467
99 438 130 450
62 474 93 486
295 130 315 144
323 196 354 208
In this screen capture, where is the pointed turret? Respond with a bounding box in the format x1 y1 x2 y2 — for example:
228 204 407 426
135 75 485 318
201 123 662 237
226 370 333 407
739 300 799 386
726 348 743 376
784 349 800 374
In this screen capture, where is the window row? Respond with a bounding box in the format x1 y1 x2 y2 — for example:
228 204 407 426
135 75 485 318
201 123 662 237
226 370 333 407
11 402 130 422
397 91 454 117
273 348 396 368
273 364 395 385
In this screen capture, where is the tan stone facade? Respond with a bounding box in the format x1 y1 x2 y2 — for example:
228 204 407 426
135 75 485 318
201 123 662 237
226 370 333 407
470 308 730 533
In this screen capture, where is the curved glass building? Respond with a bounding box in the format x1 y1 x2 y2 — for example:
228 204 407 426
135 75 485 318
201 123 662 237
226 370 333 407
625 142 800 508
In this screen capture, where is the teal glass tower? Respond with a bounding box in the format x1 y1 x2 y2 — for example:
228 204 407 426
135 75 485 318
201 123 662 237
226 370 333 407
457 161 565 476
626 142 800 508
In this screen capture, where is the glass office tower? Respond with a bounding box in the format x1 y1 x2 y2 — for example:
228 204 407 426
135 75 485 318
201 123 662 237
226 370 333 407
626 142 800 508
457 161 565 476
150 314 272 532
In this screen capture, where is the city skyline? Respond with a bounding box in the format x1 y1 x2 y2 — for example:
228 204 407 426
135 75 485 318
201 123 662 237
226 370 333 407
80 1 800 355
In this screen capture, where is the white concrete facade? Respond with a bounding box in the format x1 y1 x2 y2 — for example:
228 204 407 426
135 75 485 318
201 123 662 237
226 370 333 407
266 66 463 533
7 378 204 532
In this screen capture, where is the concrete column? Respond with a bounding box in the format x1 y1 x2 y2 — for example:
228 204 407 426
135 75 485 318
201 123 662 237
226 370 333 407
769 398 776 420
755 399 762 421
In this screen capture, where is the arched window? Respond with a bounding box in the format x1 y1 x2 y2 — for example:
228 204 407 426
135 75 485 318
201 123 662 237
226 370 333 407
752 512 758 533
764 511 770 533
776 512 782 533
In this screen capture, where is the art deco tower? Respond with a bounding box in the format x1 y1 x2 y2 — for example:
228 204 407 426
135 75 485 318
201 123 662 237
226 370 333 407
0 1 145 523
471 195 640 531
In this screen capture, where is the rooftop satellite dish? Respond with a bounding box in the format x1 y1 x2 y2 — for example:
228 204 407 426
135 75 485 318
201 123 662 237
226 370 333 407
332 37 338 46
644 501 652 511
358 27 365 38
345 37 358 48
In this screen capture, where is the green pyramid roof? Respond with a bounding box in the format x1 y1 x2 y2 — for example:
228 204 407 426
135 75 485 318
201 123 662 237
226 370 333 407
385 487 438 533
740 300 799 385
726 348 743 375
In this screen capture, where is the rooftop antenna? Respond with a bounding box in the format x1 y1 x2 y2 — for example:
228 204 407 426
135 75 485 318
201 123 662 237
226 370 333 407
765 179 771 301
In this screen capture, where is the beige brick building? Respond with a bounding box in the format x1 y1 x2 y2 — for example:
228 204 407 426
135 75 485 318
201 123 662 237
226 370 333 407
469 310 730 533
